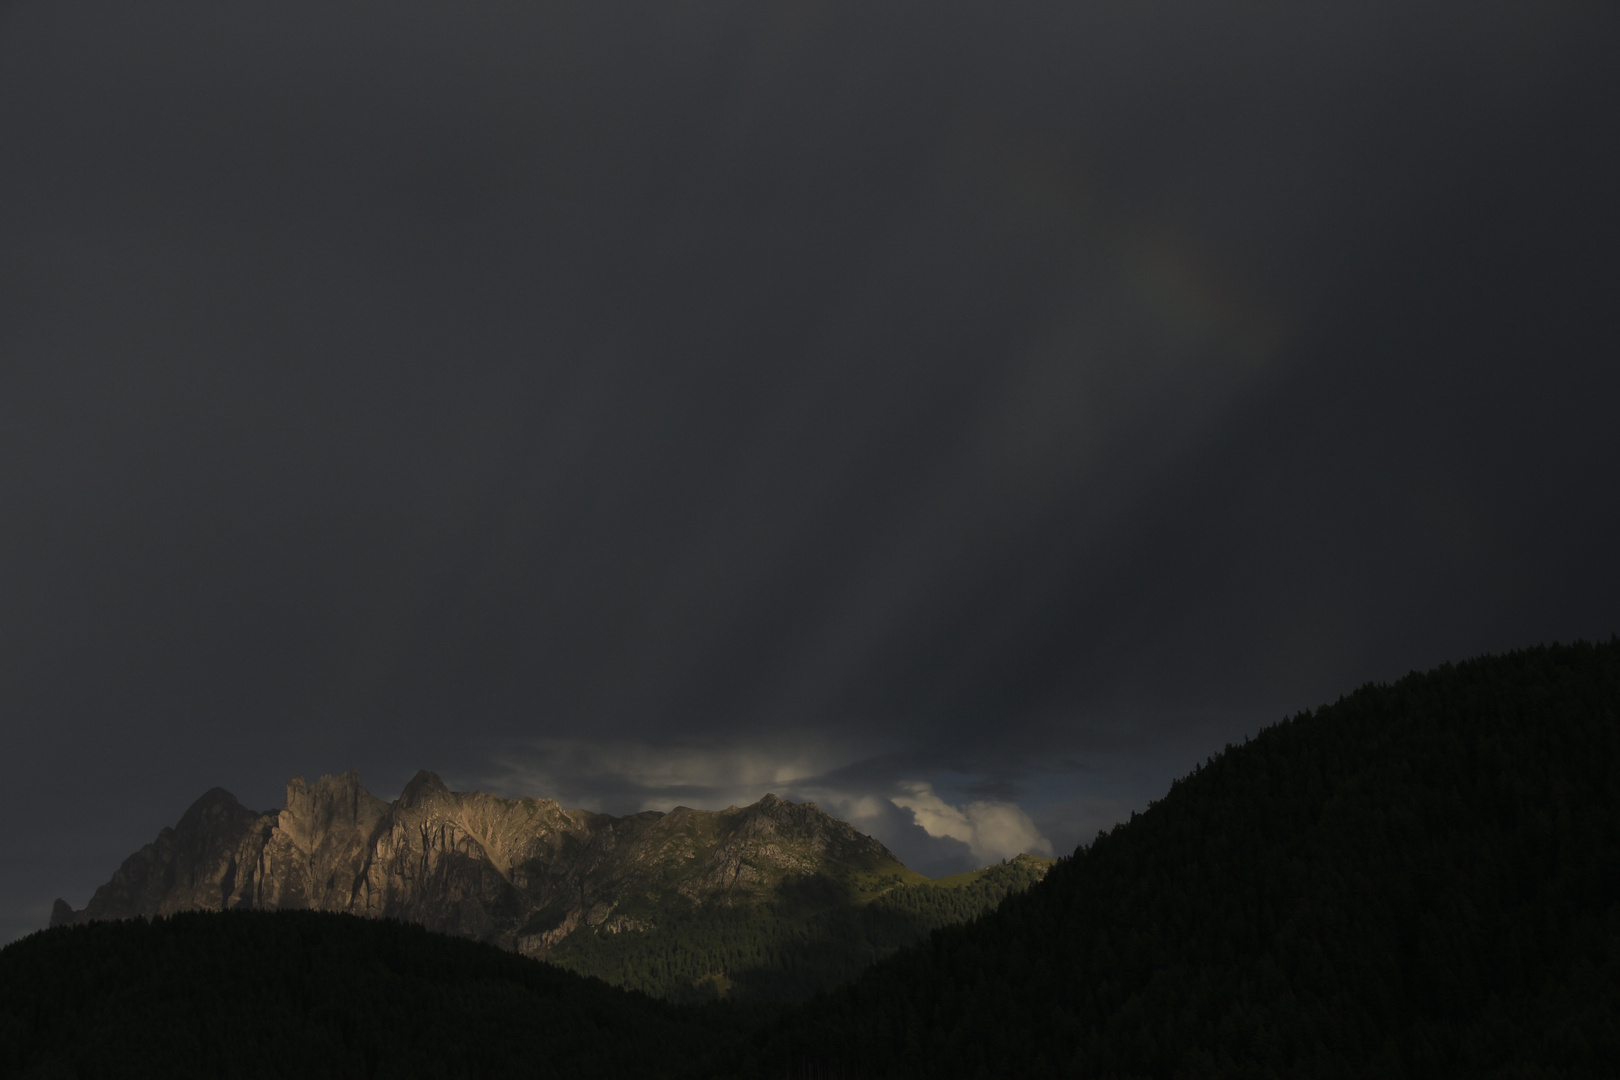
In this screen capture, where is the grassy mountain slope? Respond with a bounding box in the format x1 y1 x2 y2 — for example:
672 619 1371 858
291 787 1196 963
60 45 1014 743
549 854 1053 1001
737 639 1620 1078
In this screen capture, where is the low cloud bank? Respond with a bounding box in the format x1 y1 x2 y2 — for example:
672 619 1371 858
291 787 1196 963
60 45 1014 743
891 781 1053 863
483 737 854 812
482 738 1054 876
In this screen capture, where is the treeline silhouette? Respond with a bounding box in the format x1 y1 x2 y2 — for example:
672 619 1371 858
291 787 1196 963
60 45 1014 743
4 640 1616 1078
0 909 732 1079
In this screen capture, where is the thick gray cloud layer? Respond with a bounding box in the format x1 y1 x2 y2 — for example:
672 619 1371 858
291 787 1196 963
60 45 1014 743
3 1 1617 941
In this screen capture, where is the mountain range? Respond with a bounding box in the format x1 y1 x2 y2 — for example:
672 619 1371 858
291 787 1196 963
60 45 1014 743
51 769 1050 1001
12 640 1617 1077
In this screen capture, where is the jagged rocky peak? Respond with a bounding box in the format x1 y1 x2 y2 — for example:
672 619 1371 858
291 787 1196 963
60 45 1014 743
175 786 258 833
279 769 388 851
55 771 912 954
180 785 244 814
50 898 76 927
399 768 450 807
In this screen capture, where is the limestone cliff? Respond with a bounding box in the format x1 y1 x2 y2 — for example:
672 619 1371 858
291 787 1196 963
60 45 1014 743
51 770 905 956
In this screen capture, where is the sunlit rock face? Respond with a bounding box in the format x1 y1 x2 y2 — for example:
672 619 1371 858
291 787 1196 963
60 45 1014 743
51 771 901 953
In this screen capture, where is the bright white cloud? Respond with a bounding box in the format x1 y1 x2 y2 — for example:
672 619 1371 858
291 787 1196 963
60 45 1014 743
891 781 1053 862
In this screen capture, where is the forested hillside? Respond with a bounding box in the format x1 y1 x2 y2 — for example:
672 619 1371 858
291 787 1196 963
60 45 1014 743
736 639 1620 1078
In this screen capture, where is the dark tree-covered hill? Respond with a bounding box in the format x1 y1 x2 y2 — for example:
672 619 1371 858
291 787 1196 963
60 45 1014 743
0 909 742 1080
735 639 1620 1079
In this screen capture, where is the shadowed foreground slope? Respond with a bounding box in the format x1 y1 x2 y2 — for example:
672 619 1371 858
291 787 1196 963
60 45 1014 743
0 909 740 1080
733 639 1620 1078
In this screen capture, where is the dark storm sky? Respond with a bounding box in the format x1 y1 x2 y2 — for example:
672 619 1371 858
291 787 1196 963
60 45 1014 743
3 0 1617 942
